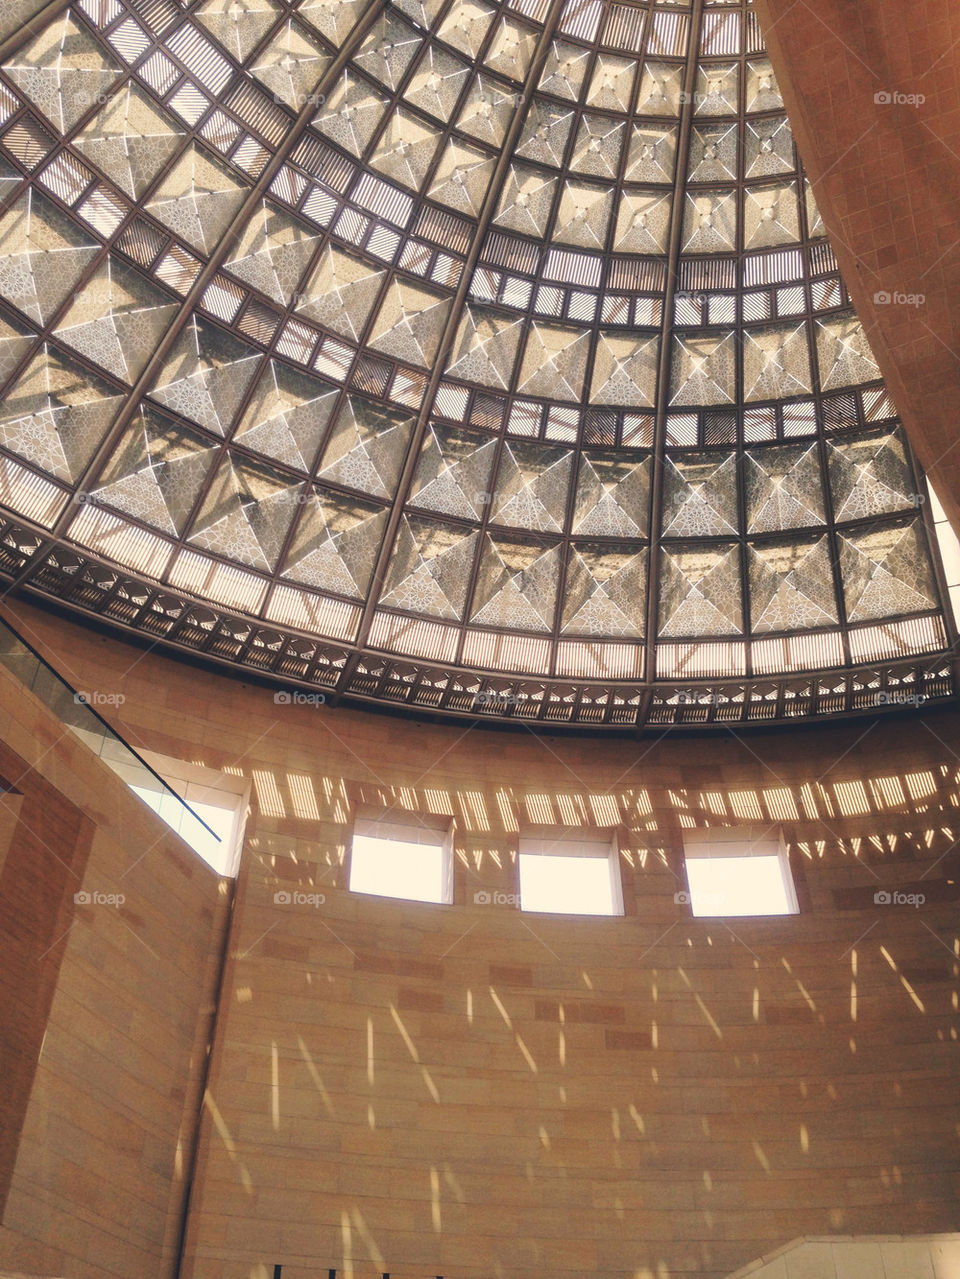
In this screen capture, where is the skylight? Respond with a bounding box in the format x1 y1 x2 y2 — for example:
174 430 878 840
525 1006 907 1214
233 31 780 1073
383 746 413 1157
0 0 951 728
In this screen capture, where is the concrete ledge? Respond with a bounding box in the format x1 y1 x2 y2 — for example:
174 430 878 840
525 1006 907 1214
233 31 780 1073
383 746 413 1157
725 1234 960 1279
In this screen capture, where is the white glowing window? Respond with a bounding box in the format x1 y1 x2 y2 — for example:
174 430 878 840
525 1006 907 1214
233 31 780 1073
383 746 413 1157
926 480 960 631
518 831 623 916
350 813 453 904
119 749 247 876
681 827 798 917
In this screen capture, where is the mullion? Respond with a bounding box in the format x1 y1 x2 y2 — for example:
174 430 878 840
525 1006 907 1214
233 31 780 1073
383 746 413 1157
642 0 705 684
465 30 628 661
343 0 570 686
248 33 548 607
731 12 751 669
42 0 393 561
341 0 530 210
550 3 671 674
792 99 853 678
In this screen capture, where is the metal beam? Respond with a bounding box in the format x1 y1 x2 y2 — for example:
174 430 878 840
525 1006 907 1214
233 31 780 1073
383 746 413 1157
641 0 706 684
45 0 392 543
345 0 569 678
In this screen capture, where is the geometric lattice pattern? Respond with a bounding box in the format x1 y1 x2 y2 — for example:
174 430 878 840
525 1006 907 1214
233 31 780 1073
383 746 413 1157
0 0 952 727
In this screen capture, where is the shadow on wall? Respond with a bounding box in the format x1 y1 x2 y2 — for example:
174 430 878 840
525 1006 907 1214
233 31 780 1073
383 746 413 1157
246 754 960 909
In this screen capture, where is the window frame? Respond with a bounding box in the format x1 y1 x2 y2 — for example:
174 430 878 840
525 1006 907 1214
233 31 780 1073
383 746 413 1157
680 825 799 918
517 827 624 917
138 750 249 877
349 807 455 905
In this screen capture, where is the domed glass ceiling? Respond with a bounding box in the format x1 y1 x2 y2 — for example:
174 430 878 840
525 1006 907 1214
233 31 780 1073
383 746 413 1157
0 0 954 728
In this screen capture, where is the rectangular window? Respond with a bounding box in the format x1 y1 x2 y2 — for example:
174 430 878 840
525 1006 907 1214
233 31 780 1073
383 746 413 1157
350 811 453 905
681 826 798 917
926 480 960 631
518 829 623 916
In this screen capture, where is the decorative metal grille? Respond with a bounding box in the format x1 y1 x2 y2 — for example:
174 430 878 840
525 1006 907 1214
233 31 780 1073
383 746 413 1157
0 0 954 728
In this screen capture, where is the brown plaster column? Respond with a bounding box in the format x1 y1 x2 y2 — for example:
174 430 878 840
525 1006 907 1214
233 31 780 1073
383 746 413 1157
0 743 94 1217
754 0 960 528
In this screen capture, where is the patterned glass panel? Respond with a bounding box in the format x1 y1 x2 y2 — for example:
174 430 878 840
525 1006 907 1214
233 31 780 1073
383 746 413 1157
0 0 949 727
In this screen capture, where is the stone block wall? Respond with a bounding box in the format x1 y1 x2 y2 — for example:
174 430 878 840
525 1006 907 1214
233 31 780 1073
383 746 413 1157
4 599 959 1279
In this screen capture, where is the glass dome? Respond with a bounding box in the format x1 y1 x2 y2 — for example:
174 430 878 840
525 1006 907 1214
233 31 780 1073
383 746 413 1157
0 0 953 727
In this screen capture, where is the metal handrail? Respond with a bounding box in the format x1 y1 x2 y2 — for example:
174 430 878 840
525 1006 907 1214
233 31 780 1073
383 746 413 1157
0 611 221 846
